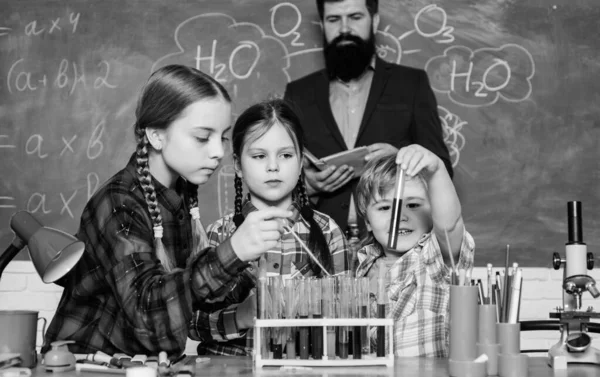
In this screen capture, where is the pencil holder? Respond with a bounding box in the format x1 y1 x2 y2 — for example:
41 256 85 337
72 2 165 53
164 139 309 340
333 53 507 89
449 285 479 361
476 304 499 376
497 323 529 377
478 305 497 344
449 285 482 377
497 323 520 355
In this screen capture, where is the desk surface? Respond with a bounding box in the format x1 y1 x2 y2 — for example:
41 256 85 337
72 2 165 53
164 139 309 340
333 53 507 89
31 356 600 377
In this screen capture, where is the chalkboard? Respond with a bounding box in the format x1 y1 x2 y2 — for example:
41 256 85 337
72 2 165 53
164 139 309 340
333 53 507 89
1 0 599 267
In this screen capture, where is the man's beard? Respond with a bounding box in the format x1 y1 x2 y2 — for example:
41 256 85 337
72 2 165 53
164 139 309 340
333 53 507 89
324 31 376 82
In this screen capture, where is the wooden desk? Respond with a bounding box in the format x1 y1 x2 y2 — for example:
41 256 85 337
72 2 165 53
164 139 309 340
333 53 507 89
30 356 600 377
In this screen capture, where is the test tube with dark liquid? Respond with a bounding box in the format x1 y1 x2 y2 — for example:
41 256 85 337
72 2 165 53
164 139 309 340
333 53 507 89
338 276 351 359
377 264 387 357
387 167 406 251
352 278 362 359
357 277 370 356
310 278 323 359
284 279 296 359
298 278 310 359
322 276 336 359
269 276 283 359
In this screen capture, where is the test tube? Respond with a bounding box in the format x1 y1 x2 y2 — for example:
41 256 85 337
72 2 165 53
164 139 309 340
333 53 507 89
322 276 336 359
376 264 387 357
387 167 405 251
357 277 370 355
310 278 323 359
352 278 362 359
284 279 297 359
257 256 269 358
269 276 284 359
298 278 310 359
338 276 351 359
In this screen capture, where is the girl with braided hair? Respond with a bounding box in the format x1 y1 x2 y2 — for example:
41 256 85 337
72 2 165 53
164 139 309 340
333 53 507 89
194 98 350 356
43 65 292 357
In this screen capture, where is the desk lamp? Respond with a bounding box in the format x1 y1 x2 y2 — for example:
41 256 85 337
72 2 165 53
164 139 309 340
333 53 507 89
0 211 85 283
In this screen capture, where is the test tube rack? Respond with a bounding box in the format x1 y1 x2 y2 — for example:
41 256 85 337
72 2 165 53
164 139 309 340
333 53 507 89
253 317 394 368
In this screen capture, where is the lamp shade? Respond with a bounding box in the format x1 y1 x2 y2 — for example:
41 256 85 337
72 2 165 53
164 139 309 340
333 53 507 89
10 211 85 283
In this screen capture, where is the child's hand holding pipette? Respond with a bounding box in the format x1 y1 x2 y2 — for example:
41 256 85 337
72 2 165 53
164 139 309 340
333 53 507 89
230 207 292 261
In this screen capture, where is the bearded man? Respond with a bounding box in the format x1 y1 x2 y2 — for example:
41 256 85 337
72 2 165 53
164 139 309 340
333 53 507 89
283 0 453 240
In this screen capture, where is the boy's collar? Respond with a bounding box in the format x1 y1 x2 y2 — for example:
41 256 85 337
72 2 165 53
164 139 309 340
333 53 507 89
371 232 431 259
241 200 301 223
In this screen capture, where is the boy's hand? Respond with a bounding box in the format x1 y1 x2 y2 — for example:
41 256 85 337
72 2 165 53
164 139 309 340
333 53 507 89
230 207 292 262
395 144 442 177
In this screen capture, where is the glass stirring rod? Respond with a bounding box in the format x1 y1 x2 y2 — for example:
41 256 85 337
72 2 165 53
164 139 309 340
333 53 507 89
282 222 331 276
387 167 406 251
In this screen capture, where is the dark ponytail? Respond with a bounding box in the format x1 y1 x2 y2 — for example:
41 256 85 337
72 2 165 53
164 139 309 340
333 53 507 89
233 174 245 228
296 172 332 276
231 98 334 275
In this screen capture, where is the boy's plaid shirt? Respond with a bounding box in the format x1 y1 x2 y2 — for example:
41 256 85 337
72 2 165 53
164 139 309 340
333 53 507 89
190 201 351 356
356 229 475 357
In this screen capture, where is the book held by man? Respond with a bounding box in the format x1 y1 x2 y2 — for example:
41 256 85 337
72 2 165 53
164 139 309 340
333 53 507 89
304 147 369 178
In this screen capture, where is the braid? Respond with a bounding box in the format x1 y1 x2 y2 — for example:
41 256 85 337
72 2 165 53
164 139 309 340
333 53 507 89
134 130 174 271
297 174 310 209
296 173 332 276
233 174 245 227
187 181 208 261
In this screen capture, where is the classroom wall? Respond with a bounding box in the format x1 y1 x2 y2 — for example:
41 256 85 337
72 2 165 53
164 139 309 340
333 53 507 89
3 261 600 354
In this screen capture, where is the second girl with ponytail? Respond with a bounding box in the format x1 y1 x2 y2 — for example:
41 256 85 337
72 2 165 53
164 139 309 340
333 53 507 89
194 98 351 356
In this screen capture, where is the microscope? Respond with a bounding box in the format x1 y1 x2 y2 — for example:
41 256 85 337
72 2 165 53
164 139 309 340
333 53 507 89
548 201 600 367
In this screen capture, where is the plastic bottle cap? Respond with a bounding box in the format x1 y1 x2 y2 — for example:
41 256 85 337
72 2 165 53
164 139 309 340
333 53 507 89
126 366 157 377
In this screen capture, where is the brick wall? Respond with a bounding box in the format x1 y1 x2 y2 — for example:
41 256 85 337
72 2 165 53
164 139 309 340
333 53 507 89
2 262 600 355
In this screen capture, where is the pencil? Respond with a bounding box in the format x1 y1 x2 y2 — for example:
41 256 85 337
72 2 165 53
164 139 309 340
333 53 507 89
487 264 493 305
508 268 523 323
476 279 484 304
444 228 457 284
501 245 510 322
494 287 502 321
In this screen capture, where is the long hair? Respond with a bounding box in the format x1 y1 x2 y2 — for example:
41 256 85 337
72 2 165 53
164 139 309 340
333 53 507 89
133 64 230 271
231 99 333 276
